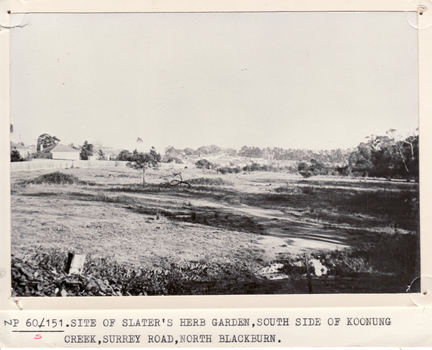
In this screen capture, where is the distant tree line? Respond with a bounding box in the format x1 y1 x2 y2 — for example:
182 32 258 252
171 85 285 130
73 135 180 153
189 130 419 180
164 144 350 165
238 146 350 164
164 145 232 158
295 130 419 180
12 129 418 181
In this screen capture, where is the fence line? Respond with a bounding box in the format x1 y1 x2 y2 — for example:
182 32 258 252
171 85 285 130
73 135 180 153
10 160 128 172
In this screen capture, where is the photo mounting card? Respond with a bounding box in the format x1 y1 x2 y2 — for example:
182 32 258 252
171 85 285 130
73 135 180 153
0 0 431 347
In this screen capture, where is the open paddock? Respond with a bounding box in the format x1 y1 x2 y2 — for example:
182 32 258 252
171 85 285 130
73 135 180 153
11 166 419 295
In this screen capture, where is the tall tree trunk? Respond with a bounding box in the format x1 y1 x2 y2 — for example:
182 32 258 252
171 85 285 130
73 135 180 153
395 143 409 174
403 141 415 161
142 167 146 186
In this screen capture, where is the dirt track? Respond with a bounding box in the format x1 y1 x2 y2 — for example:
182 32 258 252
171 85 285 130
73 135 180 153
114 191 355 260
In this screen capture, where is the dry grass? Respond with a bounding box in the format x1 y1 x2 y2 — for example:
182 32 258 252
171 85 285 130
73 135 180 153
12 193 263 270
11 167 420 294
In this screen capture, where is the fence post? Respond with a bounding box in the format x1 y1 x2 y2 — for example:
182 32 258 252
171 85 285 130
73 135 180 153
305 253 313 294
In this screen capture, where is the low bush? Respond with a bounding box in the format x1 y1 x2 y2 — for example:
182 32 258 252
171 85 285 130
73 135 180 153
242 163 299 173
299 170 313 178
188 177 230 186
298 160 336 177
22 172 95 186
216 166 241 174
195 159 213 169
25 172 79 185
242 163 265 172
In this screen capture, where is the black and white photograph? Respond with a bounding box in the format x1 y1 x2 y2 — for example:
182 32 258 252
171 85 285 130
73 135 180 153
9 11 420 297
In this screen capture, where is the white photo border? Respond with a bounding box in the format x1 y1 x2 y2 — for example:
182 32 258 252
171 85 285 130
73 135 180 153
1 0 431 314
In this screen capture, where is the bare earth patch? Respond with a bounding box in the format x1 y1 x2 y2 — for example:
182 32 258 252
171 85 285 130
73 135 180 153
12 187 264 271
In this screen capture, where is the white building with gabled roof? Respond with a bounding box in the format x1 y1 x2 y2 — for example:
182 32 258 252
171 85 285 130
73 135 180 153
50 144 80 160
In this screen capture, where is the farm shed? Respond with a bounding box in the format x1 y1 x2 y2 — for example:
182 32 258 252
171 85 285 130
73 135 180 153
50 144 80 160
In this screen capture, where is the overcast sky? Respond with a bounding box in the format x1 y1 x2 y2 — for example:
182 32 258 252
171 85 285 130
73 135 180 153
10 12 418 152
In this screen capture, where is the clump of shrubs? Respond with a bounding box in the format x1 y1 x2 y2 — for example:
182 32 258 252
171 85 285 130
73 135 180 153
195 159 213 169
217 166 241 174
27 172 80 184
239 164 298 173
196 161 298 174
188 177 230 186
298 159 334 178
22 171 95 186
243 163 266 172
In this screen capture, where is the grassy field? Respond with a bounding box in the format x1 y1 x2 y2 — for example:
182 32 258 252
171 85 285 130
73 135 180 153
11 165 420 295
